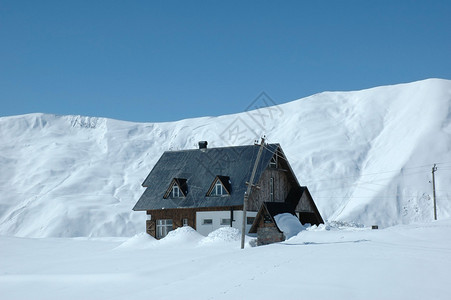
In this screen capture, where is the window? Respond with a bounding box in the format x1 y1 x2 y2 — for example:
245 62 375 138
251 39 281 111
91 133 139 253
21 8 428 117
220 218 231 226
263 213 272 223
164 178 187 199
207 176 230 197
182 218 188 227
247 217 255 225
202 219 213 225
210 180 226 196
156 219 173 238
270 155 277 168
172 185 180 198
270 177 274 201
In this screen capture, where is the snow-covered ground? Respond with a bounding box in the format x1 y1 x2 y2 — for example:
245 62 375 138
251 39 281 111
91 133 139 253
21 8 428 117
1 220 450 300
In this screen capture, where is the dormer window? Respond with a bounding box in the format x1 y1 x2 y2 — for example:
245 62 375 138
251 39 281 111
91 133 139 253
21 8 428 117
207 176 231 197
164 178 187 199
211 180 226 196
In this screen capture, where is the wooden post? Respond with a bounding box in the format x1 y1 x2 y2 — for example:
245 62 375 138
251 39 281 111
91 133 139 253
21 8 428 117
432 164 437 220
241 137 266 249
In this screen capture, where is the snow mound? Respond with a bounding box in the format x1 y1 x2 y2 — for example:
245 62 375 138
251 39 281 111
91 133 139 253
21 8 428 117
115 232 156 250
274 213 306 239
159 226 204 245
307 221 367 231
199 227 241 245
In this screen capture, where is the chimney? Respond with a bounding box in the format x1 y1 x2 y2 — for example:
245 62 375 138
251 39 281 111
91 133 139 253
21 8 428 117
198 141 208 149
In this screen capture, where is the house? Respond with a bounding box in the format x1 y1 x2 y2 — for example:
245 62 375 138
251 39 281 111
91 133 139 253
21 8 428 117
133 141 323 239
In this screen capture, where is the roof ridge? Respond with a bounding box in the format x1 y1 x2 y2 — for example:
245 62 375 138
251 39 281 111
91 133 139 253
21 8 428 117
162 143 280 153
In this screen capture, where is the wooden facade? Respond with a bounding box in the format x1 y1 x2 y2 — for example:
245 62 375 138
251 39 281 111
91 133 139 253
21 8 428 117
248 167 294 211
247 152 321 224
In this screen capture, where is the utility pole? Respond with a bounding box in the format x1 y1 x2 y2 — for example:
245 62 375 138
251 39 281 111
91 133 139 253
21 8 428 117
241 137 266 249
432 164 437 220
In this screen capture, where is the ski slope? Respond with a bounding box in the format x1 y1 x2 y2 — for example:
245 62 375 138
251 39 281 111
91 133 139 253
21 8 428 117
0 78 450 237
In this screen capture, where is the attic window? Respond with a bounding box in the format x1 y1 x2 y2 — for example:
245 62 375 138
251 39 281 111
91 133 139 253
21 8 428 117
207 176 231 197
211 180 226 196
270 155 277 168
164 178 187 199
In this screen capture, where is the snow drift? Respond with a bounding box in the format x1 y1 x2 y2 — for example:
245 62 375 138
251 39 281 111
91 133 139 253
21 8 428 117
274 213 306 239
0 78 450 237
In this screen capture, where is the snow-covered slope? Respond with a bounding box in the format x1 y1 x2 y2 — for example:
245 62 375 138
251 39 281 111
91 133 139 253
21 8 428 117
1 78 450 237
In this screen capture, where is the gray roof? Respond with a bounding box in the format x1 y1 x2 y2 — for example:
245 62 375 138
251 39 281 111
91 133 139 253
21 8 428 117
133 143 280 211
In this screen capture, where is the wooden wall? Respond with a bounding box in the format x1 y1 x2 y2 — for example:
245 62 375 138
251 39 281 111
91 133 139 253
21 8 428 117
295 189 324 224
295 191 315 212
248 167 294 211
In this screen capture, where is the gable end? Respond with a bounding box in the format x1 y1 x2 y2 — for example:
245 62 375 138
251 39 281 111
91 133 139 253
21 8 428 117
163 178 188 198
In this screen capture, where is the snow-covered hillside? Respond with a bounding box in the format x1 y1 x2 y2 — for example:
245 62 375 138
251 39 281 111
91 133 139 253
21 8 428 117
1 78 450 237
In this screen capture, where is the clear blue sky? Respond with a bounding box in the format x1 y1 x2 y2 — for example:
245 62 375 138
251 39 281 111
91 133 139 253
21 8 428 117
1 0 450 122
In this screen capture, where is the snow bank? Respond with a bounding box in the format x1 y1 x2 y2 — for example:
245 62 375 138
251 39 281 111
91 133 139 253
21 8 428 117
274 213 306 239
198 227 241 246
158 226 204 245
115 232 156 250
117 227 246 250
307 220 367 231
117 227 205 249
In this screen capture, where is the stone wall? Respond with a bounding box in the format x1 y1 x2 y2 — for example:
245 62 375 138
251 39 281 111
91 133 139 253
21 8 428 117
257 226 285 246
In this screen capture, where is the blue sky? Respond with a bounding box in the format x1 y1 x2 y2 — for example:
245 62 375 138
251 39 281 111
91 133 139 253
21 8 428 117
1 0 450 122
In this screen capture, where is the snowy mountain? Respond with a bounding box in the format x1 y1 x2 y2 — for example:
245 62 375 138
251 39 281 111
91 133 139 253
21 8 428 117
1 78 450 237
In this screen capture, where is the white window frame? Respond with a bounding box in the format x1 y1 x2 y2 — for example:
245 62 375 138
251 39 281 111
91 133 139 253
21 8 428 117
182 218 188 227
172 184 180 198
156 219 173 238
215 181 224 195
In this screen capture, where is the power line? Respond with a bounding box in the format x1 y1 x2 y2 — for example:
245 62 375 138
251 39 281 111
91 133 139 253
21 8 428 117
264 136 451 178
263 139 451 178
